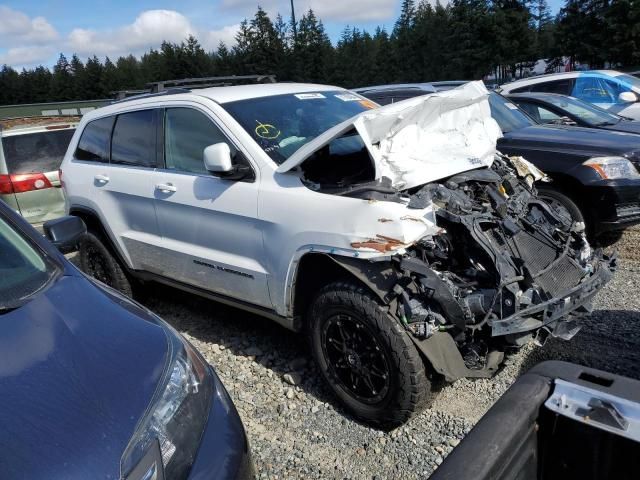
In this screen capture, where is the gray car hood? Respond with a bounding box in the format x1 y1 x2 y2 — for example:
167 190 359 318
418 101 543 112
276 81 503 189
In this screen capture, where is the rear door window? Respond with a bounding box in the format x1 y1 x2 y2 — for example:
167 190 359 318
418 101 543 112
3 129 75 174
111 110 157 168
75 116 114 163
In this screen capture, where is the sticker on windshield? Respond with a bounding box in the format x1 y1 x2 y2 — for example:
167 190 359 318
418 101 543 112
295 93 326 100
505 103 519 110
255 121 281 139
335 93 360 102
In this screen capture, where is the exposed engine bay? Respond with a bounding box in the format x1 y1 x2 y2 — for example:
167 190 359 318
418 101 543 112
323 155 615 382
282 81 615 383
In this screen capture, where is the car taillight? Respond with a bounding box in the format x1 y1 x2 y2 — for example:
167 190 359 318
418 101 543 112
0 174 13 194
0 173 53 194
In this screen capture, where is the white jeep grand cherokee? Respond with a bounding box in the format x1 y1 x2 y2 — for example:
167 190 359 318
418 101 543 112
61 80 614 428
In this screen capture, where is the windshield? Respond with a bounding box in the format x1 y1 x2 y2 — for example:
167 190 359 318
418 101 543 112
545 95 620 126
615 73 640 91
488 92 535 133
222 91 375 164
0 215 56 309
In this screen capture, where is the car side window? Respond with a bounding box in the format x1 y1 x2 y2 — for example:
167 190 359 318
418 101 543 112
111 110 157 167
529 79 574 95
75 116 114 163
164 108 237 175
604 79 632 103
572 76 621 104
514 102 541 122
362 93 390 106
536 105 562 123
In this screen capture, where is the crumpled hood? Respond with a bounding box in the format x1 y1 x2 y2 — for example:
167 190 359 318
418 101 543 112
277 81 503 189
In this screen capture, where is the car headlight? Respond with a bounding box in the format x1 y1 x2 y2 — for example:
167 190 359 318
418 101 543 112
583 156 640 179
121 329 213 480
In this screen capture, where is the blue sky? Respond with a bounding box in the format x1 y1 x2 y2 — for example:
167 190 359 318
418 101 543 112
0 0 565 69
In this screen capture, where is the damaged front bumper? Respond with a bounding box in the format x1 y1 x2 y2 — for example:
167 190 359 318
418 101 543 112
490 252 616 338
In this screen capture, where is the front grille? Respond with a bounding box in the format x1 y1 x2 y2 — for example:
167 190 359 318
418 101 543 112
495 228 585 296
507 230 557 273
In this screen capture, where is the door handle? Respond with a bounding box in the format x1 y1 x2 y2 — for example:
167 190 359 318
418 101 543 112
94 174 109 184
155 183 177 193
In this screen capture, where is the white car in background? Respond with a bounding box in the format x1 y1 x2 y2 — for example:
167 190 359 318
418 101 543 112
500 70 640 120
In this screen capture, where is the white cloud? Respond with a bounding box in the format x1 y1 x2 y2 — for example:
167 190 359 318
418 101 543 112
67 10 196 57
0 5 58 46
66 10 238 58
303 0 396 22
202 24 241 49
0 46 56 69
0 7 239 69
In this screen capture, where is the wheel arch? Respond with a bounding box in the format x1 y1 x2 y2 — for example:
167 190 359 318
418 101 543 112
290 253 400 324
68 205 132 270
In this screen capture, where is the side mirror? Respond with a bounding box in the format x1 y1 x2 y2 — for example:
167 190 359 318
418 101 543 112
204 143 233 173
203 142 253 181
618 91 638 103
43 216 86 254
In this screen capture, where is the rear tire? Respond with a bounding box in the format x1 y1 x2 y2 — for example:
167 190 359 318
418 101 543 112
79 231 133 297
537 187 585 227
308 281 434 429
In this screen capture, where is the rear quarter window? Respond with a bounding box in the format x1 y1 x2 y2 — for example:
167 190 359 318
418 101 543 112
75 116 114 163
2 129 75 174
530 79 574 95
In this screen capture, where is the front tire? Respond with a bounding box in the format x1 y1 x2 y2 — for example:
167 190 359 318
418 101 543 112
537 187 585 227
308 281 434 429
79 231 133 297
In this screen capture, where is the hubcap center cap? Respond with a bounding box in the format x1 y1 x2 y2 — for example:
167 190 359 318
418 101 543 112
346 351 360 368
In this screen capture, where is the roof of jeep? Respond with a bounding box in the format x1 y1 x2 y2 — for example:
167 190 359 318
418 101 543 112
82 83 347 122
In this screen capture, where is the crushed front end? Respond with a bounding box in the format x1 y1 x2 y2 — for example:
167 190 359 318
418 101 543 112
388 155 615 381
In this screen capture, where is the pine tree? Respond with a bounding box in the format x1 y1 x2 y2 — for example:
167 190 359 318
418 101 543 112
100 57 119 96
181 35 213 77
391 0 418 81
70 54 87 99
84 56 105 98
292 10 334 82
215 42 234 75
50 53 75 100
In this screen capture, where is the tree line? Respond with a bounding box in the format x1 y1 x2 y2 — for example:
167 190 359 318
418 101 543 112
2 0 640 106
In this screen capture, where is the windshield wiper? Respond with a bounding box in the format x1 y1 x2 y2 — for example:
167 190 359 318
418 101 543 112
0 305 18 315
594 121 618 127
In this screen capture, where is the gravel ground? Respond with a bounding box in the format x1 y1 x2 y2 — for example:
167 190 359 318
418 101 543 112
135 227 640 479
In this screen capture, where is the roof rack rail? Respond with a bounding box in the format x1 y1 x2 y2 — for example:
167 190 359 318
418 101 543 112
111 89 148 101
110 88 191 104
147 75 277 93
